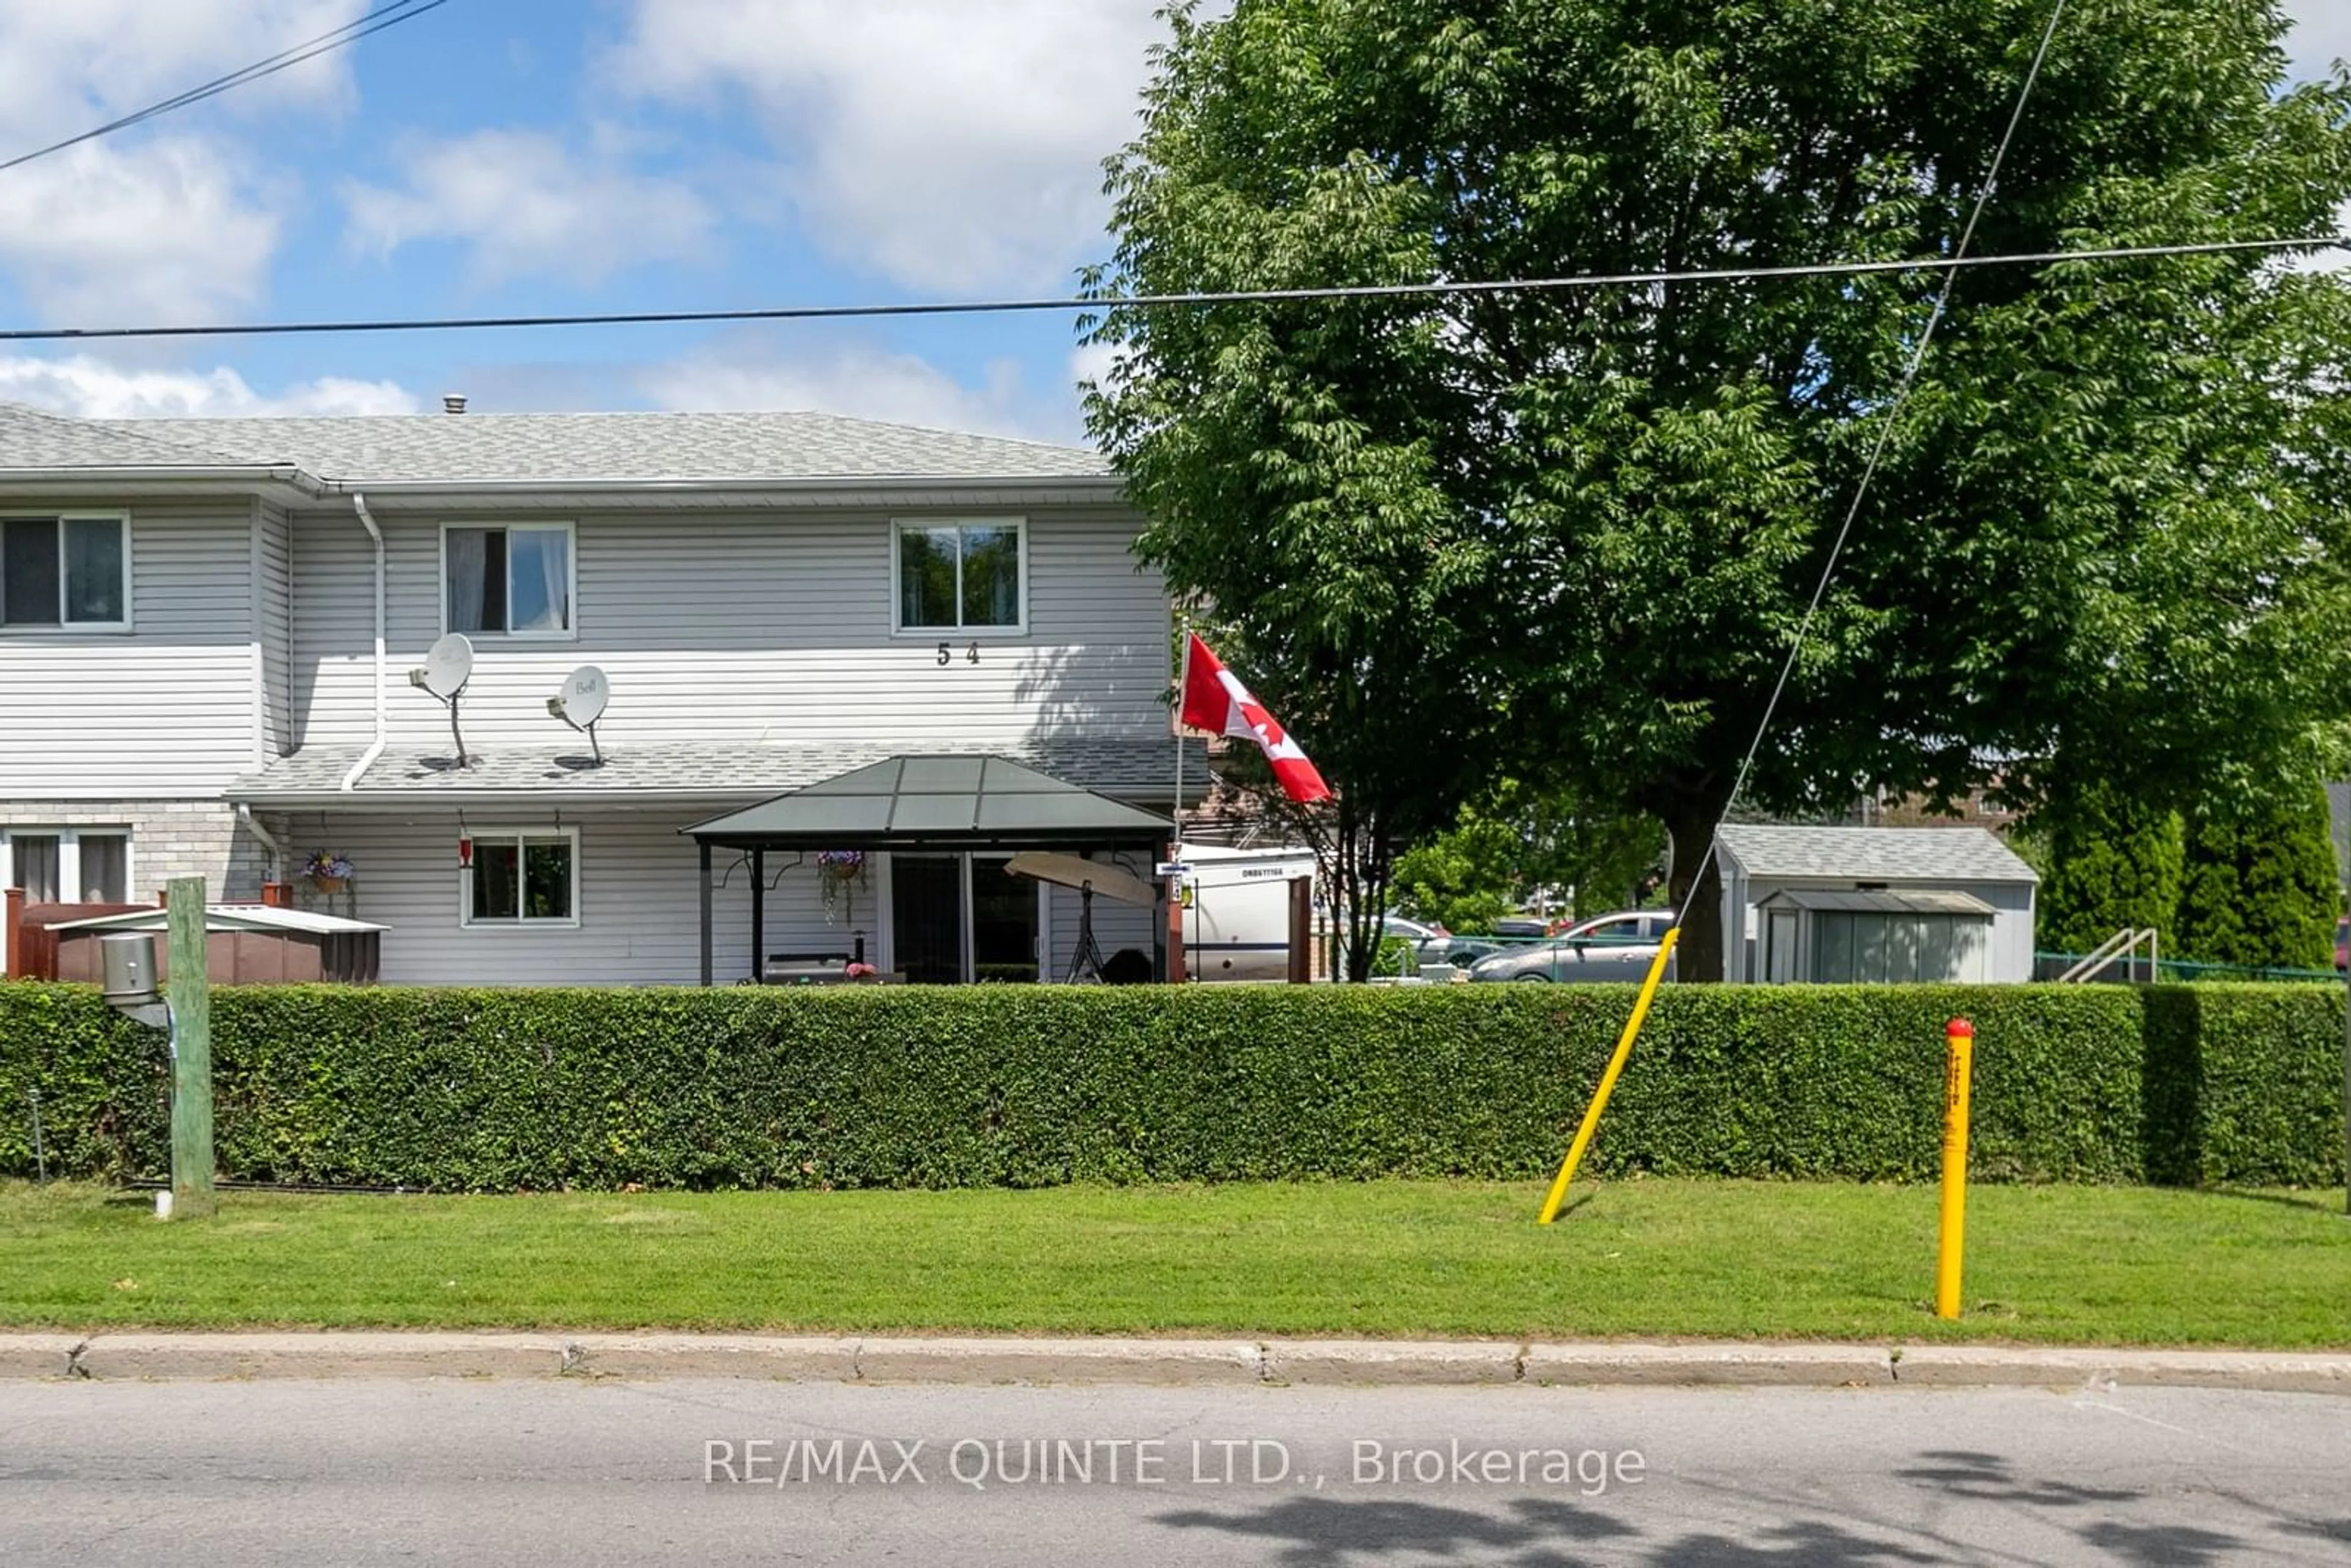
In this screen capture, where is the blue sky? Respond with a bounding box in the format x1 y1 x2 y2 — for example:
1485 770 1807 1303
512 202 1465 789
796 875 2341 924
0 0 2342 445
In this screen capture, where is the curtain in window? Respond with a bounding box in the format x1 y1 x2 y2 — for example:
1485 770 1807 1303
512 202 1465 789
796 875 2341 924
77 834 128 901
507 528 568 634
62 520 124 623
9 835 59 902
447 529 490 633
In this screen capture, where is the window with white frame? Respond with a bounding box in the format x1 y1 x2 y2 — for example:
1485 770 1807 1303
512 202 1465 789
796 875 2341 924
444 523 573 637
1 514 129 629
1 827 130 902
462 828 577 926
894 518 1024 632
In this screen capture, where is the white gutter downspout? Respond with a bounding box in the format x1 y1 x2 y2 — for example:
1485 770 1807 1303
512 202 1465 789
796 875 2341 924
236 803 283 882
341 491 388 792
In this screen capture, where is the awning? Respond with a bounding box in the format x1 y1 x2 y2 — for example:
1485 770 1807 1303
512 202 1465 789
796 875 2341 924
681 754 1172 850
1758 888 1996 917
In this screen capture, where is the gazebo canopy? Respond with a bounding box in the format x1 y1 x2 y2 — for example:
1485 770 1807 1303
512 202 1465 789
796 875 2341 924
681 754 1172 850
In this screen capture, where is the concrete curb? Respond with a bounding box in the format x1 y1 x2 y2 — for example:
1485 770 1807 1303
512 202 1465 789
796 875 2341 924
0 1334 2344 1394
1526 1342 1895 1387
1889 1345 2351 1394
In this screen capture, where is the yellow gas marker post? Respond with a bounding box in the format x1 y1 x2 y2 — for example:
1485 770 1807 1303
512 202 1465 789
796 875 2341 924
1935 1016 1974 1318
1537 925 1680 1224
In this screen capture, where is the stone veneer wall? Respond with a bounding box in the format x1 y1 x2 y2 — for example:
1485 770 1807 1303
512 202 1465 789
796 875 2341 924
0 800 276 902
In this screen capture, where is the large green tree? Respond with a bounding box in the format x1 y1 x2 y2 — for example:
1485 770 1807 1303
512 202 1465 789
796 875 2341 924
2036 776 2184 956
1086 0 2351 979
2174 775 2340 970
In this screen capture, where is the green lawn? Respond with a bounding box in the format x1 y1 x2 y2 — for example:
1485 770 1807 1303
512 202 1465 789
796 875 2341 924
2 1178 2345 1347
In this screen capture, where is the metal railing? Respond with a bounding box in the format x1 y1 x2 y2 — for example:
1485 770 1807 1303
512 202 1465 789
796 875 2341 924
2055 927 2159 984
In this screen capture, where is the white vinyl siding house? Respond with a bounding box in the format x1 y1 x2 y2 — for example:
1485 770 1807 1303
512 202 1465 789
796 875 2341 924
285 505 1166 755
0 497 272 799
1 403 1188 984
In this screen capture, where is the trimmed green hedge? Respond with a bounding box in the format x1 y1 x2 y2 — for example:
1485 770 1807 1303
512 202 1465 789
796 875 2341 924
0 981 2340 1190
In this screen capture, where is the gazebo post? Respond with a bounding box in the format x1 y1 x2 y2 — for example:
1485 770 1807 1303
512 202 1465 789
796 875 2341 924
750 845 766 987
698 839 713 987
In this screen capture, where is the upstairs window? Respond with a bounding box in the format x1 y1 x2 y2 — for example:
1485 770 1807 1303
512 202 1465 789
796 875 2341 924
445 523 572 637
1 514 129 629
896 519 1024 632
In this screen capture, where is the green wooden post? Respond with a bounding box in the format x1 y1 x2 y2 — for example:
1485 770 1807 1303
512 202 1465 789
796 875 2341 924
165 876 216 1220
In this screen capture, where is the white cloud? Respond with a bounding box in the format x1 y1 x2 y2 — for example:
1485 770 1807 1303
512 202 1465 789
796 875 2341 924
0 1 367 325
342 129 717 287
0 353 418 418
606 0 1173 293
2281 0 2351 83
0 140 280 324
0 1 364 139
634 331 1095 443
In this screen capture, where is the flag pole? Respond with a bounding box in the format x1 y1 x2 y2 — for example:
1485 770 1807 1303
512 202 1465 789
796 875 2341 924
1168 620 1189 983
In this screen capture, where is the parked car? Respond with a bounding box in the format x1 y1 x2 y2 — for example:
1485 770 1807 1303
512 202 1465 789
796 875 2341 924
1491 915 1550 939
1374 913 1498 970
1467 910 1677 982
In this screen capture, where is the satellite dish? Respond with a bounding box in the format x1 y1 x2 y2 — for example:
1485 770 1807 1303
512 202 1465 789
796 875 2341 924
419 634 474 700
546 665 610 765
554 666 608 728
407 633 475 767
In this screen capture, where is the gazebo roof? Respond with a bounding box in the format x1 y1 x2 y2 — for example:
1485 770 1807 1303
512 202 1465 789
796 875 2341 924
681 754 1172 849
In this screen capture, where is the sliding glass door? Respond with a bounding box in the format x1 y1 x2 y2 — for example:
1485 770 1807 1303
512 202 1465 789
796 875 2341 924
887 853 1040 983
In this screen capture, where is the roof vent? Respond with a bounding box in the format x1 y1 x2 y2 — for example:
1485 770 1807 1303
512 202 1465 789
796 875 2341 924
442 393 467 415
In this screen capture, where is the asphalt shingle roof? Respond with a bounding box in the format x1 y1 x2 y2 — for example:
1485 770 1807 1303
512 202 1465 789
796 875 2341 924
0 402 252 470
228 737 1204 806
1715 824 2038 883
83 410 1111 484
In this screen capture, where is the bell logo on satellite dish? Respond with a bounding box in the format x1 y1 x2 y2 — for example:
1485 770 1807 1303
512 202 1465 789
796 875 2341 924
546 665 611 767
406 632 474 768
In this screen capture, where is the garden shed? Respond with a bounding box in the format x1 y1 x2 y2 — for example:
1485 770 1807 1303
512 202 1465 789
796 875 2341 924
1714 825 2038 985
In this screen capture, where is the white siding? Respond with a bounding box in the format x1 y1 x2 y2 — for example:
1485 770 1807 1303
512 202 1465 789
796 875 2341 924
0 500 258 797
291 808 755 986
255 498 292 759
288 505 1168 753
300 809 1158 986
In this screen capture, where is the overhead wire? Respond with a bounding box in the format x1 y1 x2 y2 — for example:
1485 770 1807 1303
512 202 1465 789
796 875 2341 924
1671 0 2074 944
0 0 455 176
0 233 2336 343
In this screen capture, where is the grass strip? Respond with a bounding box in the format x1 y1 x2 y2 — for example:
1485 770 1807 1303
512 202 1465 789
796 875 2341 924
2 1178 2344 1347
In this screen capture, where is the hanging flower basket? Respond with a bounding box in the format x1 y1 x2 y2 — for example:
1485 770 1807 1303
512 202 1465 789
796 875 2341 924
817 849 866 922
304 850 353 893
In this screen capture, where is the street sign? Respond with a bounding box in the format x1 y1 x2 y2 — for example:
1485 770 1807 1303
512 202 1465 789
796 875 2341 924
1155 861 1191 879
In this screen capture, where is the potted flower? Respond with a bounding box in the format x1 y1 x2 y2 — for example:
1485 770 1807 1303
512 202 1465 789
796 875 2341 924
817 849 866 922
304 850 353 893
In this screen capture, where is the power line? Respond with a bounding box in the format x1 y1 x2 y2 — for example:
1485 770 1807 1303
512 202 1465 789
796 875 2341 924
1678 0 2071 940
0 0 455 177
0 234 2336 343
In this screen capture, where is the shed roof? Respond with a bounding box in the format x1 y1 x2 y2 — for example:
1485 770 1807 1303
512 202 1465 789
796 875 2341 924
683 754 1172 848
1715 825 2036 884
48 905 386 935
1758 888 1997 917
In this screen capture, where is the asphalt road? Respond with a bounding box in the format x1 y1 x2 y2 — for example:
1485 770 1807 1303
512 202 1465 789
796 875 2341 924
4 1379 2347 1566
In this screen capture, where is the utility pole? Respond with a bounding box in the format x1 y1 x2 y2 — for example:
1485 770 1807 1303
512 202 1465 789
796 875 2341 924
165 877 216 1220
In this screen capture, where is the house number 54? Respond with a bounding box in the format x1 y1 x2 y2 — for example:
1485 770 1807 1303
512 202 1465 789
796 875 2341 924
936 642 981 666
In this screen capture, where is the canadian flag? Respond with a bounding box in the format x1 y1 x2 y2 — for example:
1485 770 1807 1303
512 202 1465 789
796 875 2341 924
1179 632 1333 805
